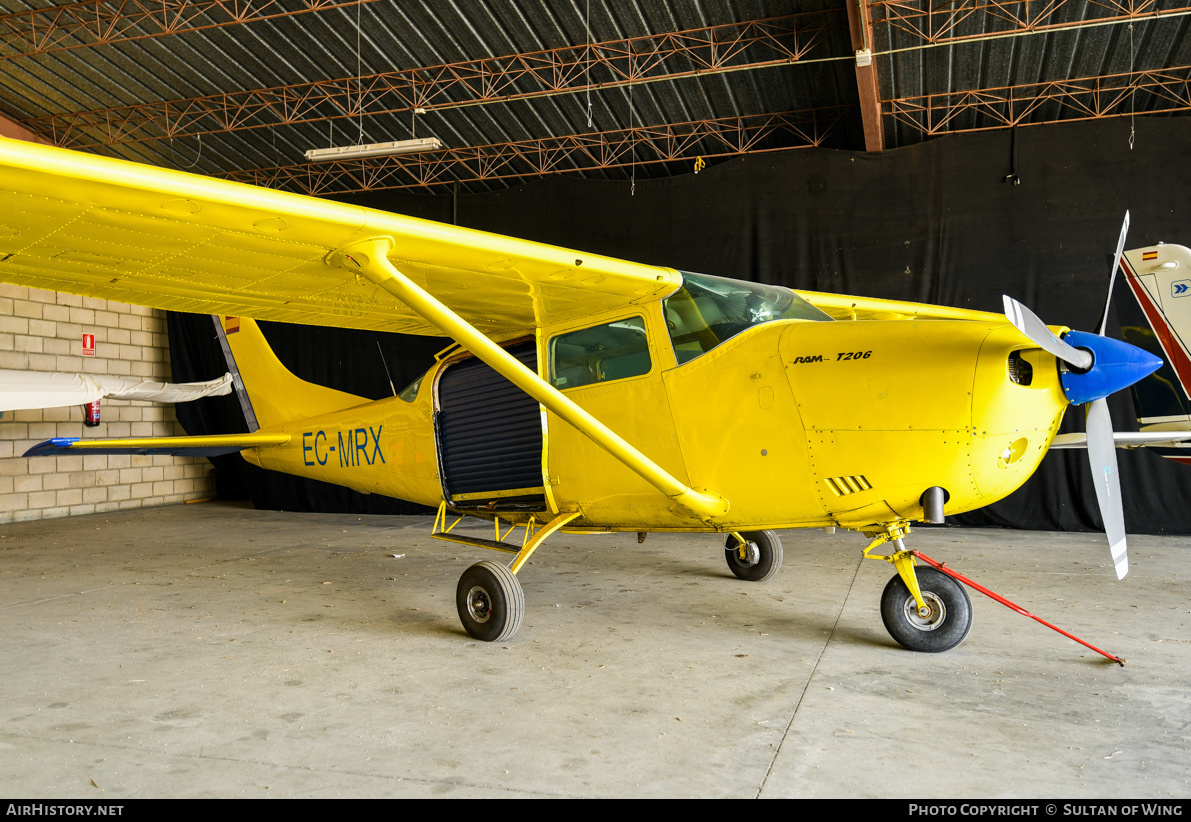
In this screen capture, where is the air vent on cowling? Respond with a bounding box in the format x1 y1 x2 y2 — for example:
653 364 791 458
1008 350 1033 385
825 475 872 496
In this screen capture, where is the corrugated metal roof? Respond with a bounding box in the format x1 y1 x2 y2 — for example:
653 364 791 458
0 0 1186 193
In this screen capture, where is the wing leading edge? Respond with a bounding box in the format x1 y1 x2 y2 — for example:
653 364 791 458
0 137 679 340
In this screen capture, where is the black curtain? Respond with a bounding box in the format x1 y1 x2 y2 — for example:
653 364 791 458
169 115 1191 533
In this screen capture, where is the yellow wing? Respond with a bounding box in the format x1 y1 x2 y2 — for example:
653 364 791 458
0 137 679 339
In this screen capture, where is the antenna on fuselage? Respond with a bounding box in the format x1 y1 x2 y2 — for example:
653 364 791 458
377 341 397 397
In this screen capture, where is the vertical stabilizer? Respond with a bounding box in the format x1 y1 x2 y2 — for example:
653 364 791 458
213 315 367 430
1118 243 1191 462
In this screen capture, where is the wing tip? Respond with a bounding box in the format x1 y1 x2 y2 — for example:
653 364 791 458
24 437 77 457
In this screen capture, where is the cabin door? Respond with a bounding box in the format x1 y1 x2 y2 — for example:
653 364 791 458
434 340 547 509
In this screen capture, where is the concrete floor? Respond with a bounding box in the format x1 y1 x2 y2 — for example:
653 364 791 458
0 501 1188 799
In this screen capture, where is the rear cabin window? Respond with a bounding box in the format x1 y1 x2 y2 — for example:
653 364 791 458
664 271 833 364
549 317 651 389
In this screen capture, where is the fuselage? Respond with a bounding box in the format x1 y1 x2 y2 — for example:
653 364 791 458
241 286 1070 534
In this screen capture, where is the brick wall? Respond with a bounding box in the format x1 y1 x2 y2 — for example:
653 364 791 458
0 285 217 523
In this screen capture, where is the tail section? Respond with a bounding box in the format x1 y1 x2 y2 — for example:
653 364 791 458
215 316 367 430
1117 244 1191 462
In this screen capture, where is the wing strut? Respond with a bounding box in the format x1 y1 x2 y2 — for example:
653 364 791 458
332 237 730 523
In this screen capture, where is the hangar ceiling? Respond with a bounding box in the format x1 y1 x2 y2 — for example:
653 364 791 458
0 0 1188 195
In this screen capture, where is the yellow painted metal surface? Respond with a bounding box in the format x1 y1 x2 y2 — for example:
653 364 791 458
224 316 368 427
664 323 822 529
244 372 441 508
338 238 728 523
545 304 698 527
796 289 1006 323
509 511 583 574
0 137 679 339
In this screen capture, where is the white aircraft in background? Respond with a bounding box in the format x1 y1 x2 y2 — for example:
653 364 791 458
1051 242 1191 459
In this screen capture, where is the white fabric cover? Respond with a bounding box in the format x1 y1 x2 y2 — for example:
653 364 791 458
0 370 233 411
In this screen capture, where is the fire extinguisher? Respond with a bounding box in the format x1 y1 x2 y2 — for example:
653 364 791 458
83 399 101 427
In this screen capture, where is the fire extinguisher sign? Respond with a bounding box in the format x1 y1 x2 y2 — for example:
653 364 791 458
82 333 95 356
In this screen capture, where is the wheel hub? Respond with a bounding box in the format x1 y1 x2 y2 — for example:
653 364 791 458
735 541 760 566
466 585 493 623
902 591 946 631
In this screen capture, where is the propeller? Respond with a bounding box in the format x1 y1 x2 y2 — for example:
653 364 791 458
1002 211 1159 580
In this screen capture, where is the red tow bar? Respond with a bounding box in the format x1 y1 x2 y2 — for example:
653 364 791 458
911 550 1126 666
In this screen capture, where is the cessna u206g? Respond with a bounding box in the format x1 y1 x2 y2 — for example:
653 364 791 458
0 136 1162 650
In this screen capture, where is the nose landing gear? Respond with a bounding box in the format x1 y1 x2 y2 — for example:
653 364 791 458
880 565 973 652
864 524 974 653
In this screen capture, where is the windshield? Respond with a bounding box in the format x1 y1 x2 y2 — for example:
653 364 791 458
664 271 832 364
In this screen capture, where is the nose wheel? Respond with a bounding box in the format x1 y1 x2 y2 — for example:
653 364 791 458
724 530 783 581
880 566 972 652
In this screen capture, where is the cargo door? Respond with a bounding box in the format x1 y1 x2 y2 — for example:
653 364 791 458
434 340 547 509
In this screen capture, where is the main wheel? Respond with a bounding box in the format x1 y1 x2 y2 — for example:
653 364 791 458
880 566 972 652
456 561 524 642
724 530 783 582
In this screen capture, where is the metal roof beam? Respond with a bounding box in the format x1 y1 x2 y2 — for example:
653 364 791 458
885 65 1191 135
218 107 850 194
23 11 843 151
0 110 51 144
847 0 885 152
0 0 386 61
869 0 1191 46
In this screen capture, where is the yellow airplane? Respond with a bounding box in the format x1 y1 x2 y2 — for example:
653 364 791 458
0 136 1162 651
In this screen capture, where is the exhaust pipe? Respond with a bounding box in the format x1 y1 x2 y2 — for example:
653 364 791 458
920 486 947 524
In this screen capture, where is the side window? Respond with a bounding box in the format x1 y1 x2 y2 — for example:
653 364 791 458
549 316 652 389
397 372 424 402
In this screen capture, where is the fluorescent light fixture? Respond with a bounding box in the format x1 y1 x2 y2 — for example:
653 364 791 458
304 137 443 162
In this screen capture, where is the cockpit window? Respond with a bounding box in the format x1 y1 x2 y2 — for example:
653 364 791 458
549 316 651 389
664 271 832 364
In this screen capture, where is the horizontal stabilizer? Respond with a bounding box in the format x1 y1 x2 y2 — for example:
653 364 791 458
24 432 290 457
1050 431 1191 450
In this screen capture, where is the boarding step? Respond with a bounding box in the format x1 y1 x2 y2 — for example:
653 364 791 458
430 531 522 554
430 502 556 555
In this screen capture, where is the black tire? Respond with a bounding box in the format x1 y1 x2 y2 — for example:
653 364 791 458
880 566 972 652
724 530 783 582
456 561 524 642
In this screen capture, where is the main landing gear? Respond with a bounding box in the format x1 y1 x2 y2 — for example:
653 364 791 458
457 561 524 642
433 505 581 642
724 530 783 582
866 525 973 652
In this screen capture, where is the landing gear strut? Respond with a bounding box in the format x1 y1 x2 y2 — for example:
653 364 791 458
442 508 582 642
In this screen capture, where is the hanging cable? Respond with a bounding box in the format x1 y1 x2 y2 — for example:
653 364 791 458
1129 21 1136 150
585 0 593 127
629 80 635 196
169 133 202 169
357 0 364 145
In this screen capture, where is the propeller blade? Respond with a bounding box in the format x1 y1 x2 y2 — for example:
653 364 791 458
1085 397 1129 579
1003 295 1094 371
1096 211 1130 336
